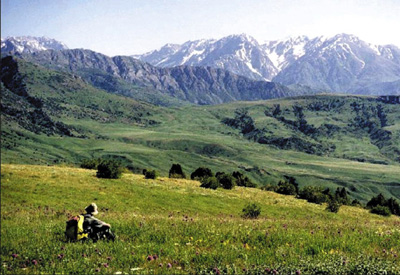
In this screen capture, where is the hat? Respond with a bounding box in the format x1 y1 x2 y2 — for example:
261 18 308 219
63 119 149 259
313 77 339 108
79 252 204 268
85 203 98 215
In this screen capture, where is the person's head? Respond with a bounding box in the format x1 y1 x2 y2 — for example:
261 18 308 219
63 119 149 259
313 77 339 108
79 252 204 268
85 203 98 215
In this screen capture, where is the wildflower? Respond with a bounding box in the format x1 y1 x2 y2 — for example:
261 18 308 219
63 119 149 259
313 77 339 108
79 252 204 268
213 267 221 274
103 263 109 268
273 269 278 274
265 268 271 273
82 253 87 258
11 253 18 259
31 259 38 266
167 263 172 268
159 263 163 267
296 270 301 275
107 256 112 261
153 254 158 260
95 268 100 272
147 255 154 261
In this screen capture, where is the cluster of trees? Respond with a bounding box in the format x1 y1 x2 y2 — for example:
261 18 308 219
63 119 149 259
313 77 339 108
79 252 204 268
197 168 256 190
80 158 400 217
366 193 400 217
81 158 123 179
263 177 359 213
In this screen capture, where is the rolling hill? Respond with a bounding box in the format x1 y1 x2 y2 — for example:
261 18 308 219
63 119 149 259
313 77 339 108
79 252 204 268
1 56 400 202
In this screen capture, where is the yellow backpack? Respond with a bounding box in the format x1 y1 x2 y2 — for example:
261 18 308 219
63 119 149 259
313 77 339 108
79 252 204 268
65 215 89 241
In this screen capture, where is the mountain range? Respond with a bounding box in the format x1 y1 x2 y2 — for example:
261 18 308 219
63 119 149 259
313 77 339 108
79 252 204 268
2 34 400 106
135 33 400 95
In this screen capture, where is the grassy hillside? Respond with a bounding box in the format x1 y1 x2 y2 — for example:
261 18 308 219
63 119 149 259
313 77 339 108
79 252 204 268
1 164 399 274
1 58 400 202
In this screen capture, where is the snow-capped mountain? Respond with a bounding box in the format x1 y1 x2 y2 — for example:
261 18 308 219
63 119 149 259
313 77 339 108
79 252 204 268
1 36 68 54
274 34 400 93
135 33 400 94
135 34 277 81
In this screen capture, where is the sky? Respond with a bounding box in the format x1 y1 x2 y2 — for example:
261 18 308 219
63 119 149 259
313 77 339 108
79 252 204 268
2 0 400 56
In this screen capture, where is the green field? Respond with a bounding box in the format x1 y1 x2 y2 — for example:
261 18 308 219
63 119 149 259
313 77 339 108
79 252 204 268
1 164 400 274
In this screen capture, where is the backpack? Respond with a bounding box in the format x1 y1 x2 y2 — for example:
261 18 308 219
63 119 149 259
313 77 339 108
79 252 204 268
65 215 89 241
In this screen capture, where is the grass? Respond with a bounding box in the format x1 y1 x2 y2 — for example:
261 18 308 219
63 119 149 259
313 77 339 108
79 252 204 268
1 164 400 274
2 58 400 203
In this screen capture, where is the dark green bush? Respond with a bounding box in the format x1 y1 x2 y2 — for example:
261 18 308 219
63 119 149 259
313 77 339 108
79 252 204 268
366 194 399 216
96 159 122 179
232 171 256 188
217 174 236 190
351 199 362 207
326 199 340 213
298 186 329 204
276 181 297 195
145 169 158 179
335 187 350 205
191 167 213 180
242 203 261 219
169 163 186 179
261 184 278 192
200 177 219 190
370 205 391 217
80 158 100 169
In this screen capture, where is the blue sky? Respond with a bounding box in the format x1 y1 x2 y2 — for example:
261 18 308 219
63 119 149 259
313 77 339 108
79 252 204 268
2 0 399 56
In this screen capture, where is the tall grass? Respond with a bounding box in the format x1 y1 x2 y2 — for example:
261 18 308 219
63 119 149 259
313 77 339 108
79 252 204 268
1 164 399 274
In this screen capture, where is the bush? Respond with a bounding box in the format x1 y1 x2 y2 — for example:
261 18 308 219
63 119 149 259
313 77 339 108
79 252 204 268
191 167 213 180
145 170 158 179
298 186 329 204
96 159 123 179
370 205 391 217
217 174 236 190
335 187 350 205
232 171 256 188
200 177 219 190
276 181 297 195
242 203 261 219
262 184 277 192
326 199 340 213
80 158 100 169
169 163 186 179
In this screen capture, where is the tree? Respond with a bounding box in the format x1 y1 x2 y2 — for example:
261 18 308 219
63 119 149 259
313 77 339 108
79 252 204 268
376 104 388 128
276 181 297 195
366 193 387 209
217 174 236 190
96 159 122 179
232 171 256 187
326 199 340 213
272 104 282 117
145 170 158 179
335 187 350 205
169 163 186 179
191 167 213 180
200 177 219 190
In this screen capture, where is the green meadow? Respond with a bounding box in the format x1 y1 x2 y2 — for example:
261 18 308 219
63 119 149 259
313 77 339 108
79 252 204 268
1 164 400 274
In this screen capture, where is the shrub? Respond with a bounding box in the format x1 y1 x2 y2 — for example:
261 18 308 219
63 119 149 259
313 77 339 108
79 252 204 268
262 184 277 192
232 171 256 188
96 159 122 179
326 199 340 213
351 199 362 207
335 187 350 205
276 181 297 195
242 203 261 219
298 186 329 204
386 198 400 216
200 177 219 190
80 158 100 169
169 163 186 179
217 174 236 190
191 167 213 180
370 205 391 217
145 170 158 179
366 193 387 209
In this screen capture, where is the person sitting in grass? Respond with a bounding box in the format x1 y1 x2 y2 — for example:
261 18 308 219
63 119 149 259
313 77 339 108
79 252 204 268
83 203 115 241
